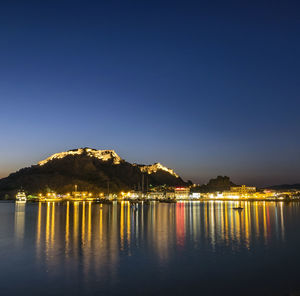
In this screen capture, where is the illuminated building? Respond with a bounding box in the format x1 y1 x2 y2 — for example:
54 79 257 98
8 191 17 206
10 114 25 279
138 162 179 177
174 187 190 200
191 193 201 199
38 148 122 166
125 191 141 199
148 192 165 199
166 192 175 199
230 185 256 194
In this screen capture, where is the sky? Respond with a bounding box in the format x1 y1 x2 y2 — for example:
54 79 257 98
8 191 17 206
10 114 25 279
0 0 300 187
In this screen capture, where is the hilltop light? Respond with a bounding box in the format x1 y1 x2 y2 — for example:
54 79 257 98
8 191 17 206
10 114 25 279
38 148 122 166
138 162 179 178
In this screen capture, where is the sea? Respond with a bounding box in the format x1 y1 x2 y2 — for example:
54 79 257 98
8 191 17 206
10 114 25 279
0 200 299 296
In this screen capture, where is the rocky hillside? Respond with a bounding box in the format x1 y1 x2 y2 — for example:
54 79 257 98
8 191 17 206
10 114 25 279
0 148 186 198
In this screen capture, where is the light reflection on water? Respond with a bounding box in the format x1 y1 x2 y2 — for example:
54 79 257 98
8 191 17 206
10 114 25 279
4 201 300 295
14 202 25 247
30 201 286 265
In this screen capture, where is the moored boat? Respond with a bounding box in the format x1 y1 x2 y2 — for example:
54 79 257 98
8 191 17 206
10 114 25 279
159 199 177 203
16 190 27 202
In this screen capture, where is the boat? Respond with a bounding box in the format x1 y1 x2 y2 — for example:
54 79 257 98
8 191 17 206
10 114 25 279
131 203 138 210
95 198 112 204
159 199 177 203
16 190 27 202
233 207 243 210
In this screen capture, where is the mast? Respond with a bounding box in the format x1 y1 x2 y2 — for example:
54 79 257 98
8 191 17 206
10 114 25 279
107 180 110 197
142 173 144 196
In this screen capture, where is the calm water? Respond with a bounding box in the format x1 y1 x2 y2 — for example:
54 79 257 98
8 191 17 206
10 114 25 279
0 200 300 296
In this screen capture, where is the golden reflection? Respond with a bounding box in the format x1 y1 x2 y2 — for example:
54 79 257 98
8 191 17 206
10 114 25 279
51 202 55 245
152 202 176 261
224 202 228 244
82 201 86 242
255 202 259 237
34 200 288 275
229 203 234 240
36 202 42 257
99 204 103 242
120 201 124 250
127 202 131 249
14 202 26 247
88 202 92 243
192 202 198 243
236 203 241 245
109 201 119 278
263 202 267 244
82 202 92 280
73 202 79 258
204 201 208 240
244 202 250 249
209 201 215 249
65 202 69 254
45 202 50 255
279 202 285 240
135 204 139 242
220 202 224 243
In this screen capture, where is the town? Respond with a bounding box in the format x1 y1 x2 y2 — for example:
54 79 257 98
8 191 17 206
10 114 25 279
16 184 300 203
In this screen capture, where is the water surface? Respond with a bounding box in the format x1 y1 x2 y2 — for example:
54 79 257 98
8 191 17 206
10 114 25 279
0 201 299 296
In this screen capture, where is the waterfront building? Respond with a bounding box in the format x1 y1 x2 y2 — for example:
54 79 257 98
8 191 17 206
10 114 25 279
191 192 201 199
230 185 256 194
148 192 165 199
174 187 190 200
166 191 175 199
125 191 140 199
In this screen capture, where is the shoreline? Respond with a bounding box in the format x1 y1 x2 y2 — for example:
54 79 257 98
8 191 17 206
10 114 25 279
4 198 300 203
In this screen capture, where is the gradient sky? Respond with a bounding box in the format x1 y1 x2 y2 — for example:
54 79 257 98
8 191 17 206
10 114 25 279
1 0 300 187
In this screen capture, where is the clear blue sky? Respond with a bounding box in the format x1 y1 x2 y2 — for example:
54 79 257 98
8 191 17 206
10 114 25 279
1 0 300 187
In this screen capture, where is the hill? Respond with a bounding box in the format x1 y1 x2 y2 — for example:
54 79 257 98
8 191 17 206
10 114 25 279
191 176 236 193
0 148 186 199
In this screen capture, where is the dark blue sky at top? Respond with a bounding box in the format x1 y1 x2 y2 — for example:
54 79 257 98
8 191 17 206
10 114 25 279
0 0 300 186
